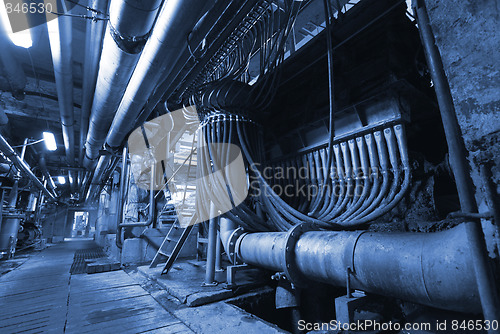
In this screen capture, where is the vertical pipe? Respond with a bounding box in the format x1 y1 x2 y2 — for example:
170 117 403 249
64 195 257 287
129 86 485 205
116 145 128 249
204 203 217 285
0 190 4 232
414 0 500 325
215 230 222 271
480 164 500 255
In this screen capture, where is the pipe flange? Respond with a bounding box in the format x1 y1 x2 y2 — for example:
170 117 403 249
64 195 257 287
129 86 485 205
283 223 315 288
227 227 245 265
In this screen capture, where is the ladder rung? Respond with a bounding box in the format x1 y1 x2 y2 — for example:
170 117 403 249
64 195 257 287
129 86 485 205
158 250 171 257
167 236 179 242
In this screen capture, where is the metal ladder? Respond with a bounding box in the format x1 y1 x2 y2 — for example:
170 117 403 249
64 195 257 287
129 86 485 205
149 215 197 274
149 132 198 274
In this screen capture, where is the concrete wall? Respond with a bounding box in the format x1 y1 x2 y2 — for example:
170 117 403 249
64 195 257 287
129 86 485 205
424 0 499 254
42 207 69 242
424 0 499 171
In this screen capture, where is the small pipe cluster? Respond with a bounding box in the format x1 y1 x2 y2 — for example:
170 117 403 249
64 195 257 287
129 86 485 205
269 124 411 227
197 115 410 232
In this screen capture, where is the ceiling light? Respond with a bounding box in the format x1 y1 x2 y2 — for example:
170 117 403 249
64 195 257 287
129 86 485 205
57 176 66 184
43 132 57 151
0 0 32 48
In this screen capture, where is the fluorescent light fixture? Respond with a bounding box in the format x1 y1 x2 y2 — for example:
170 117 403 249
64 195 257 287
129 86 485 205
43 131 57 151
0 0 32 48
57 176 66 184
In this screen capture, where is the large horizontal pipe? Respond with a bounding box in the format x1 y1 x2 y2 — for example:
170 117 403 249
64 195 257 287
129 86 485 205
38 155 58 196
47 4 75 166
0 135 56 201
84 0 162 167
224 221 481 314
105 0 213 149
79 0 109 165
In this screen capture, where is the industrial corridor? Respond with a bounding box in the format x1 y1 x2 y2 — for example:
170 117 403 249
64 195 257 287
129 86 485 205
0 241 193 334
0 0 499 332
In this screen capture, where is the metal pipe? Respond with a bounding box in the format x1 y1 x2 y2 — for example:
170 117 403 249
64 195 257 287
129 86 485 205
85 155 112 201
0 135 56 201
0 190 3 232
414 0 500 324
84 0 162 167
480 164 500 254
204 204 218 285
47 2 75 166
79 0 109 165
105 0 213 150
224 223 481 314
116 145 128 249
215 230 223 271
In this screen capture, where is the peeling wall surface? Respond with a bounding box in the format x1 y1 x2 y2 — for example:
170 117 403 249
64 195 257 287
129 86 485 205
425 0 500 190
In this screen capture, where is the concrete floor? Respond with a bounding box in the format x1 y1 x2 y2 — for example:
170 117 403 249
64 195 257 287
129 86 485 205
0 241 285 334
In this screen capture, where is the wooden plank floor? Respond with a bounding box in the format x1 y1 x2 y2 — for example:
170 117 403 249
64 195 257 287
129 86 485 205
0 241 193 334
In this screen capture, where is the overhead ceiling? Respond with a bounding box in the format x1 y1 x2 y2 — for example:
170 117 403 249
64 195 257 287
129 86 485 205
0 2 87 174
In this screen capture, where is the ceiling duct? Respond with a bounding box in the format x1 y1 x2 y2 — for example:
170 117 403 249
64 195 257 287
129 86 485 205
84 0 213 198
79 0 109 166
47 3 74 165
83 0 162 169
104 0 214 150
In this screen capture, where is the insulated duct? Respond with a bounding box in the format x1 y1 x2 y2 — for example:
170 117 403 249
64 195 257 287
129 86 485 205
105 0 213 149
47 4 75 165
221 220 481 314
0 134 56 201
83 0 162 168
46 3 76 193
79 0 109 165
39 155 58 196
